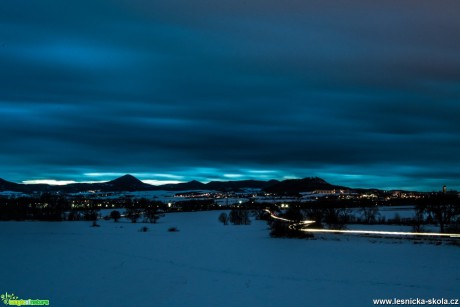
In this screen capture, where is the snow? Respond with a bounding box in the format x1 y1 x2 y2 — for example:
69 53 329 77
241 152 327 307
0 191 30 198
378 206 416 219
1 211 459 306
349 206 416 221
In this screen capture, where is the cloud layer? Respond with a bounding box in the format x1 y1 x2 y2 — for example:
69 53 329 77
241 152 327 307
1 0 460 190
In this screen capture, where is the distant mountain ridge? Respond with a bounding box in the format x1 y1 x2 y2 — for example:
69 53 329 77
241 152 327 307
0 174 351 194
0 178 21 191
106 174 151 190
262 177 348 194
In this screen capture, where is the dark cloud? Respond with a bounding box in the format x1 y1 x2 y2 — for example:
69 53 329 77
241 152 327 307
1 0 460 190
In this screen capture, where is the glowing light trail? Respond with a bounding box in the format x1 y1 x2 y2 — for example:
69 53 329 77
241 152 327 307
301 228 460 238
263 209 315 228
264 209 460 238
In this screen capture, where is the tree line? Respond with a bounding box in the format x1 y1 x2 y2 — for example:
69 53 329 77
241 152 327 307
264 193 460 238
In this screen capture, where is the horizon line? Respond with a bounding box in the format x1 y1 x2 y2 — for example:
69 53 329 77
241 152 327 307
0 174 451 193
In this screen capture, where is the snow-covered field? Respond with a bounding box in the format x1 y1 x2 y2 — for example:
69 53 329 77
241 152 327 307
1 211 459 306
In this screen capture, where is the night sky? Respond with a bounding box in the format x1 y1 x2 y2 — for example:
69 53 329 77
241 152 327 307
1 0 459 191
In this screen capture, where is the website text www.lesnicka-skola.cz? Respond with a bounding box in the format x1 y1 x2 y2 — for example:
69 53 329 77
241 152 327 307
373 298 459 305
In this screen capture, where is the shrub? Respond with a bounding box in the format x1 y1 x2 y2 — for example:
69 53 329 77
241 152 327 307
110 210 121 222
323 207 350 230
143 207 160 224
229 209 251 225
269 220 313 239
91 221 100 227
360 206 380 224
124 208 141 223
218 212 229 225
139 226 149 232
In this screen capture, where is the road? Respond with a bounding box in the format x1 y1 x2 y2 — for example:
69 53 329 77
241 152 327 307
264 209 460 238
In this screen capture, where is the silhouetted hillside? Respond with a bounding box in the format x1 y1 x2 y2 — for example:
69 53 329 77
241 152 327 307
105 174 151 190
263 177 348 194
0 178 22 192
0 175 375 195
205 179 279 191
156 180 207 191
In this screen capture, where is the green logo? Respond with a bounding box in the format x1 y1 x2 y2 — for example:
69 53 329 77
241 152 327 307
1 293 17 305
1 293 49 306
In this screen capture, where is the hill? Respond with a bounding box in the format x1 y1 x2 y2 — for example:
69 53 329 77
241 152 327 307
1 175 357 194
263 177 348 194
0 178 23 191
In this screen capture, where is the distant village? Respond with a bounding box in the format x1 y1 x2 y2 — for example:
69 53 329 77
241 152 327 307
0 182 457 211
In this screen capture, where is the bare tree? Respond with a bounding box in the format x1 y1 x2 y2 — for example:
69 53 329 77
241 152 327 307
360 206 380 224
218 212 229 225
124 208 141 223
144 207 160 224
324 207 351 230
110 210 121 222
229 209 251 225
412 211 425 233
420 194 460 233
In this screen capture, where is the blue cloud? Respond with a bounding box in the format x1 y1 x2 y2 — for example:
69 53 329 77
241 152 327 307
0 0 459 191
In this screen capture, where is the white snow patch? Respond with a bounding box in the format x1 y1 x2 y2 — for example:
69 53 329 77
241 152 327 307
0 211 459 306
